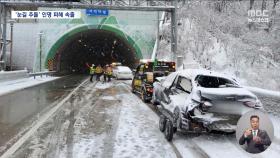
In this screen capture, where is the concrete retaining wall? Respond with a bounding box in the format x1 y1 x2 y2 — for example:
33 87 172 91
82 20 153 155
0 70 29 83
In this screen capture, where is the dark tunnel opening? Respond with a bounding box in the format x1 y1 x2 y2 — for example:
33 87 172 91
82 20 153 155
54 29 139 74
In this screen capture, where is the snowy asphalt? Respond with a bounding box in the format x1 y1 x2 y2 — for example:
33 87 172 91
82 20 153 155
0 77 279 158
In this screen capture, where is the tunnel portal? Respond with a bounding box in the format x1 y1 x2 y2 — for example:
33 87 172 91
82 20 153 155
54 29 139 73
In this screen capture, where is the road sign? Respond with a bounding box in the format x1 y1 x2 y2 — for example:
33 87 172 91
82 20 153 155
86 9 109 16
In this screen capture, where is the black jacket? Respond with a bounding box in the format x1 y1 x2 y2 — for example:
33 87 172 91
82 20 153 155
239 129 271 154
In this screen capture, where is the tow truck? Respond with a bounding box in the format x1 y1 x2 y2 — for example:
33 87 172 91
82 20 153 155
131 59 176 102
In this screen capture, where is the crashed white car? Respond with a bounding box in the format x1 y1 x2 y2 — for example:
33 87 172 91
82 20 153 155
152 69 263 141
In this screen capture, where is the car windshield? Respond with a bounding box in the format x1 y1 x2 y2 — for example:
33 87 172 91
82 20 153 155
195 75 239 88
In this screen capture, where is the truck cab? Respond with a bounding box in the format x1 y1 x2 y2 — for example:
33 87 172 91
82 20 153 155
132 60 176 102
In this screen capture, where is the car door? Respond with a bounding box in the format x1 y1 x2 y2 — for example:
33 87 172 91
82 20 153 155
166 76 192 112
156 72 178 104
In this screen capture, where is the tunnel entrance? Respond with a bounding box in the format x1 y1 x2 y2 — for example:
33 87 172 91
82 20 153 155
54 29 139 73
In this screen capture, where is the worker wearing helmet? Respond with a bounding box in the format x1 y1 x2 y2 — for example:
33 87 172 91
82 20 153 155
105 64 113 82
95 64 103 81
86 63 96 82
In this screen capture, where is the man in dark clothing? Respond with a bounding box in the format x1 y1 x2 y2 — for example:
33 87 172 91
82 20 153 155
103 65 108 83
239 115 271 154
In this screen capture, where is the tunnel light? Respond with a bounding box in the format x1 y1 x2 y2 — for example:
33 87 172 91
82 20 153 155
78 39 82 43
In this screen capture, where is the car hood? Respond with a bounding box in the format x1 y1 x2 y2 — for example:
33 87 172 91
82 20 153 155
198 87 257 101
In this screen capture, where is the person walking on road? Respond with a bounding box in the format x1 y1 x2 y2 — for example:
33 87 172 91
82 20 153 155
103 65 108 83
95 64 103 81
105 64 113 82
86 63 96 82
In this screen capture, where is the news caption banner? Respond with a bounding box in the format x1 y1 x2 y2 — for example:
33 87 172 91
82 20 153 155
11 9 109 19
11 11 81 19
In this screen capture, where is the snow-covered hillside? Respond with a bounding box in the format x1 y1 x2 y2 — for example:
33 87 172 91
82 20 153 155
158 0 280 91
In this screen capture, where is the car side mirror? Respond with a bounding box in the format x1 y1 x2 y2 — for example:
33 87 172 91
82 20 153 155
132 69 136 75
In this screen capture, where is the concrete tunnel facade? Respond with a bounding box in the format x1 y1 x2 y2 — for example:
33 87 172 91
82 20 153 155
45 24 143 73
5 10 158 72
38 11 159 73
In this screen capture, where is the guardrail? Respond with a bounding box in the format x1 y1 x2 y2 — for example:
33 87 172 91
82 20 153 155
29 71 56 79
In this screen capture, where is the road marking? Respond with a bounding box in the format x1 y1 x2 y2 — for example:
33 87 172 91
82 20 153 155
0 79 88 158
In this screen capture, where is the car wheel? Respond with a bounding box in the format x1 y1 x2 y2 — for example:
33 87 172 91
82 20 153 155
159 115 167 132
165 119 174 141
173 127 177 133
173 108 181 132
131 86 136 93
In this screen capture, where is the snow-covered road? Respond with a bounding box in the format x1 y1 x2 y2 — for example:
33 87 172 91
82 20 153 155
1 79 279 158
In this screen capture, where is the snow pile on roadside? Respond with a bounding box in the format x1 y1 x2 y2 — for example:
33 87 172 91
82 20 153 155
0 76 59 96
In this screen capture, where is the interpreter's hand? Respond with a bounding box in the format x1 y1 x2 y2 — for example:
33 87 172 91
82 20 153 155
244 129 252 137
253 136 262 144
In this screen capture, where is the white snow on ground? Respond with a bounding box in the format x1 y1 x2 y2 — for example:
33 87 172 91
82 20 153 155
191 135 250 158
0 76 59 96
73 133 105 158
182 114 280 158
94 82 113 89
101 96 116 100
3 79 279 158
172 135 210 158
270 115 280 140
72 100 105 158
113 91 178 158
192 133 280 158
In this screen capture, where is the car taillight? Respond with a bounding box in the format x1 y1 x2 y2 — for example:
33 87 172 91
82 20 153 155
147 87 153 93
145 64 148 69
